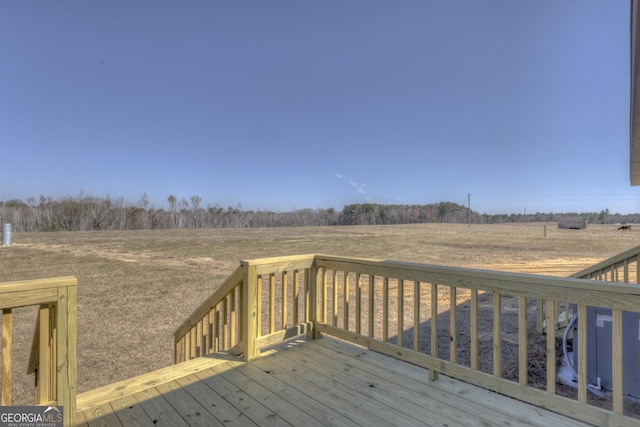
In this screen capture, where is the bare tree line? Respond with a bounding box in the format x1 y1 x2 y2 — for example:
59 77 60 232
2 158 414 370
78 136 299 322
0 193 636 232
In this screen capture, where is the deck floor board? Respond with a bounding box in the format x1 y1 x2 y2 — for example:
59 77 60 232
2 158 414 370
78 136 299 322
131 386 191 427
76 336 592 427
313 336 584 427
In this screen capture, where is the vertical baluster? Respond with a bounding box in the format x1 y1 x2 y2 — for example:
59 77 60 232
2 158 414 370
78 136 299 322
613 308 623 414
398 279 404 348
332 270 338 327
282 272 288 329
222 294 228 349
577 304 587 403
518 296 527 385
196 320 203 357
471 289 478 370
546 300 557 394
207 310 214 354
269 273 275 334
188 326 195 360
429 283 438 381
344 272 350 331
322 269 328 324
368 274 374 338
493 292 501 377
293 270 299 326
38 305 51 403
256 275 262 337
383 277 389 342
450 287 457 364
230 289 236 347
2 308 11 405
214 306 220 352
238 283 244 342
50 305 57 400
624 259 630 284
414 281 420 352
305 268 310 323
201 315 208 356
356 273 362 334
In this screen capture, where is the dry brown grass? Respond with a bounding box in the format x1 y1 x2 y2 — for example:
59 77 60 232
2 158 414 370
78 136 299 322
1 222 638 408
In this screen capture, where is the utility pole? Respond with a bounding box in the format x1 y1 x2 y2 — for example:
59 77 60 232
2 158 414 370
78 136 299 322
468 193 471 228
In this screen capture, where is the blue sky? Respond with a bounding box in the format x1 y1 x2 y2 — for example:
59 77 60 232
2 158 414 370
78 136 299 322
1 1 637 215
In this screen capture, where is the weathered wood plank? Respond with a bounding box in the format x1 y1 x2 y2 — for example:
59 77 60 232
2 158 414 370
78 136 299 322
250 355 366 426
206 363 317 426
259 344 399 427
273 341 442 427
131 385 191 427
315 323 638 427
310 338 519 427
108 393 152 426
172 370 259 426
240 359 361 427
82 402 123 427
280 340 474 427
314 337 587 427
77 336 607 427
76 354 238 411
153 377 230 426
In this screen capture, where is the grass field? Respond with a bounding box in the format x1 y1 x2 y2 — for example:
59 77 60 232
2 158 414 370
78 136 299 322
1 222 638 406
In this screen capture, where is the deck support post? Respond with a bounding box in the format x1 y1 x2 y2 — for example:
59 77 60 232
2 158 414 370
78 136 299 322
307 263 321 339
56 285 77 427
242 262 259 361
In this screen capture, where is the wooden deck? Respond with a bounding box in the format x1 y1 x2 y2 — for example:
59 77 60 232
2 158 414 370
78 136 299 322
76 336 590 427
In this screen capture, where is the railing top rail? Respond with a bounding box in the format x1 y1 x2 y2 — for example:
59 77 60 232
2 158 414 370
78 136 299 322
0 276 77 293
241 254 315 266
241 254 315 275
0 276 77 310
571 244 640 278
314 254 640 309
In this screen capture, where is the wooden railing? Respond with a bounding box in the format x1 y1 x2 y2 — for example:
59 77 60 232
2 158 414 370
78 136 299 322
573 244 640 283
0 277 77 427
540 244 640 333
176 254 640 426
174 266 244 363
174 255 316 362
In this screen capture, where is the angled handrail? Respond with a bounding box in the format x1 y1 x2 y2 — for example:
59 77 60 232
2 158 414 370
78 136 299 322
173 265 244 362
572 244 640 282
539 244 640 334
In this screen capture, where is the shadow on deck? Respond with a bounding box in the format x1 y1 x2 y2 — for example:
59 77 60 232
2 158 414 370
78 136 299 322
76 336 588 427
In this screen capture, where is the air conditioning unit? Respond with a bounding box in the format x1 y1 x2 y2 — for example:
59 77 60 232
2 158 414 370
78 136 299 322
571 307 640 398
